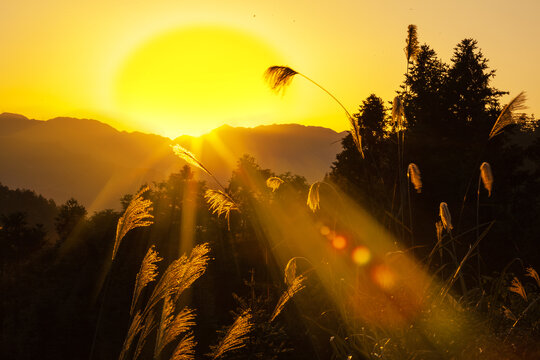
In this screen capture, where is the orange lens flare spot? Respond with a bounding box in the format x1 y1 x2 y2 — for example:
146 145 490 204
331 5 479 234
352 246 371 265
332 235 347 250
371 264 395 289
320 225 330 236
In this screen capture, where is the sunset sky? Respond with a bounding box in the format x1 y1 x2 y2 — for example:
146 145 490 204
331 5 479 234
1 0 538 137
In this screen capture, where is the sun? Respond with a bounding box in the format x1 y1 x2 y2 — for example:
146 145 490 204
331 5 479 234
113 26 285 138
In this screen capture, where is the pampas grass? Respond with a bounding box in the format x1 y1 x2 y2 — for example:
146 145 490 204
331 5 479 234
270 275 306 322
210 310 253 359
155 299 196 358
205 189 239 228
264 65 364 158
392 96 405 131
439 202 453 232
264 66 299 94
119 311 144 360
130 245 162 315
113 186 154 260
489 91 527 139
480 162 493 197
145 243 211 314
132 310 156 360
307 182 321 212
404 25 420 63
284 258 297 286
266 176 284 192
170 333 197 360
509 277 527 302
407 163 422 193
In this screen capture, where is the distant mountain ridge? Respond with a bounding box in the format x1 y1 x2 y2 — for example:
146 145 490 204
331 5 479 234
0 113 346 211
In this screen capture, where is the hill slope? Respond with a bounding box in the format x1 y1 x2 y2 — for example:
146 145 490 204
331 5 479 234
0 113 345 210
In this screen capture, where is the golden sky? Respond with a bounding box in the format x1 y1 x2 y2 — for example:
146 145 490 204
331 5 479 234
1 0 538 137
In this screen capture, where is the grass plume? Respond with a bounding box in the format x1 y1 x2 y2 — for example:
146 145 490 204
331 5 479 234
130 245 162 315
509 277 528 301
266 176 284 192
439 202 453 232
392 96 405 131
146 243 211 314
132 310 156 360
489 91 527 139
270 275 306 322
404 24 420 63
113 186 154 260
264 66 299 94
307 182 321 212
480 162 493 197
171 144 213 176
211 310 253 359
205 189 239 228
155 298 196 358
170 333 197 360
407 163 422 193
118 311 144 360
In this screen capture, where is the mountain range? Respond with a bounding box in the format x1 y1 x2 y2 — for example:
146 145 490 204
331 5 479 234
0 113 346 211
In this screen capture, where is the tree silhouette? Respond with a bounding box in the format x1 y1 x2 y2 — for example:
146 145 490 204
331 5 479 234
55 198 87 242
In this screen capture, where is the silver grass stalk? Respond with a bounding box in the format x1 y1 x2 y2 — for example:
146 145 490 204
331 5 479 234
392 96 405 131
509 277 527 302
113 186 154 260
350 119 365 158
270 275 306 322
146 243 211 313
132 310 156 360
266 176 284 192
489 91 527 139
211 310 253 359
407 163 422 193
130 245 162 315
526 267 540 287
307 182 321 212
264 65 364 158
284 258 297 286
205 189 239 227
170 333 197 360
480 162 494 197
404 24 420 63
155 300 196 358
439 202 453 232
171 144 213 176
118 311 144 360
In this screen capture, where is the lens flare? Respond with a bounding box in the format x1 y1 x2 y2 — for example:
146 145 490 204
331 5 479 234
371 264 395 289
352 246 371 265
332 235 347 250
320 225 330 236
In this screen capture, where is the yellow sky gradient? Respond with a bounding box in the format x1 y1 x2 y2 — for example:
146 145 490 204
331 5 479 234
1 0 538 137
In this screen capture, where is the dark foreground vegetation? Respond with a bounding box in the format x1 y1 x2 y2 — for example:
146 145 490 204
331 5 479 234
2 28 540 359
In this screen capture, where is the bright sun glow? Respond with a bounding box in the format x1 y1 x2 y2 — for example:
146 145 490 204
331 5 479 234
114 26 284 138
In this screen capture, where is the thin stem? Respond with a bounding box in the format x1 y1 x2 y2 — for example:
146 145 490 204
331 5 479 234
298 73 354 120
476 174 483 290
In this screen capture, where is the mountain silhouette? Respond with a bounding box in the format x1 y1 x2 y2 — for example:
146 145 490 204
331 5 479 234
0 113 345 211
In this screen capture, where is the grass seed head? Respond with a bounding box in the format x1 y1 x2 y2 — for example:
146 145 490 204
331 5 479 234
264 66 299 94
307 182 321 212
266 176 284 192
439 202 453 232
407 163 422 193
480 162 493 197
113 186 154 260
